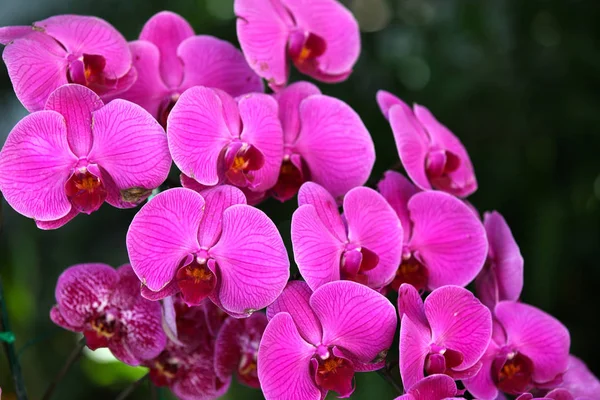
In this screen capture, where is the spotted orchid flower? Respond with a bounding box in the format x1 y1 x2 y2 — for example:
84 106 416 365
377 91 477 198
394 374 461 400
291 182 403 291
464 301 570 399
126 186 289 316
258 280 397 400
215 312 268 388
234 0 360 90
167 86 283 199
270 82 375 202
475 211 525 310
557 356 600 398
378 171 488 292
50 263 166 366
0 15 135 112
119 11 262 127
398 284 492 391
0 84 170 229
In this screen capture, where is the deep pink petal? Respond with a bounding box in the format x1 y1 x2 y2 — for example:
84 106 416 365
123 297 167 364
35 209 78 230
495 301 570 384
408 191 488 289
425 286 492 370
179 35 263 96
275 81 321 145
397 283 428 329
0 26 33 44
173 357 231 400
107 340 140 366
45 84 103 157
197 185 247 248
139 11 194 88
559 355 600 398
126 188 203 292
463 339 501 400
310 281 397 363
0 111 76 222
297 182 346 241
294 95 375 199
344 187 403 288
209 204 289 315
215 317 243 381
2 32 68 111
406 374 458 399
377 170 419 240
235 0 292 89
399 314 431 390
167 86 236 186
376 90 412 121
88 99 170 208
50 305 81 331
257 313 321 400
266 281 322 345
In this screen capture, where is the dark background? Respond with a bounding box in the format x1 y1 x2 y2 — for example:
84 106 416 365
0 0 599 399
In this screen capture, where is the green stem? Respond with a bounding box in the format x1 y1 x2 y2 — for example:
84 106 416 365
115 374 149 400
41 337 86 400
376 366 403 395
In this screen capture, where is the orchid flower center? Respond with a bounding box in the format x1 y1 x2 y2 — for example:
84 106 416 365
83 312 118 350
270 157 307 202
493 352 534 395
65 167 107 214
425 346 463 376
312 347 355 397
68 54 107 87
238 334 260 384
149 351 181 387
390 255 429 292
222 142 265 188
289 32 327 69
175 256 217 306
341 246 379 285
158 93 180 129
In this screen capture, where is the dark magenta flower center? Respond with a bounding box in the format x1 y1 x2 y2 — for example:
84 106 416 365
149 350 181 387
425 347 464 376
65 168 107 214
83 312 119 350
493 352 534 395
175 257 217 306
341 246 379 285
289 32 327 70
270 157 307 202
68 54 107 87
390 255 429 292
222 142 265 188
312 349 355 397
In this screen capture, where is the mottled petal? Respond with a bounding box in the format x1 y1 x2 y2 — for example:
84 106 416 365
275 81 321 144
377 170 419 240
297 182 346 241
50 305 82 331
0 111 76 221
215 317 243 381
258 313 321 400
376 90 412 121
173 358 231 400
197 185 247 248
294 95 375 199
123 297 167 364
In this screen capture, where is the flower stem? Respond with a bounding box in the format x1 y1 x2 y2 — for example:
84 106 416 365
41 337 86 400
115 373 149 400
376 366 403 395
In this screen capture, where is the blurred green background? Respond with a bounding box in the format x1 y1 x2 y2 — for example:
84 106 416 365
1 0 599 398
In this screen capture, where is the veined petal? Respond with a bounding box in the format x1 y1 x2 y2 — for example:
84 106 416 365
0 26 33 44
377 170 419 240
197 185 247 249
0 111 76 222
399 314 431 390
397 283 428 329
139 11 194 88
559 355 600 398
311 281 397 363
258 313 321 400
210 205 289 315
294 95 375 199
405 374 458 399
408 191 488 289
126 188 203 292
179 35 263 96
297 182 346 241
35 209 78 230
275 81 321 145
463 340 502 400
376 90 412 121
267 281 323 345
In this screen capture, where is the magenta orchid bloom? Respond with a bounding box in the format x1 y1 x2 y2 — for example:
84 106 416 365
291 182 403 290
517 389 580 400
259 281 397 400
167 86 283 198
394 374 461 400
50 263 166 366
464 301 570 399
398 284 492 391
234 0 360 89
378 171 488 292
0 84 170 229
0 15 135 112
377 91 477 198
126 186 289 316
270 82 375 202
215 312 268 388
557 356 600 398
475 211 524 310
119 11 262 126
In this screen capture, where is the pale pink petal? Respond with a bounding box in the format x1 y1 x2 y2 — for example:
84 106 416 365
463 340 501 400
310 281 397 363
274 81 321 144
2 32 68 111
495 301 570 384
235 0 291 89
45 84 103 157
399 314 431 390
88 99 170 208
179 35 263 96
209 205 289 315
559 355 600 398
344 187 403 288
408 191 488 289
297 182 346 241
167 86 236 186
126 188 203 292
258 313 321 400
377 170 419 240
139 11 194 88
294 95 375 199
197 185 247 248
0 26 33 44
0 111 76 221
376 90 412 121
238 93 283 191
266 281 322 345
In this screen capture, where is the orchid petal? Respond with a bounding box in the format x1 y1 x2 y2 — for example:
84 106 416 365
0 26 33 44
406 374 458 399
399 314 431 390
197 185 247 248
376 90 412 121
397 283 428 328
275 81 321 144
559 355 600 398
377 170 419 240
463 340 501 400
297 182 346 241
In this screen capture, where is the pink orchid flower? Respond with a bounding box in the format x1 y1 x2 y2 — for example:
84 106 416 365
0 84 170 229
259 280 397 400
167 86 283 198
126 186 290 316
464 301 570 399
394 374 461 400
291 182 403 290
517 389 576 400
0 15 135 112
234 0 360 90
398 284 492 391
557 356 600 398
475 211 525 310
378 171 488 292
50 263 166 366
377 91 477 198
270 82 375 202
215 312 268 388
119 11 262 127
